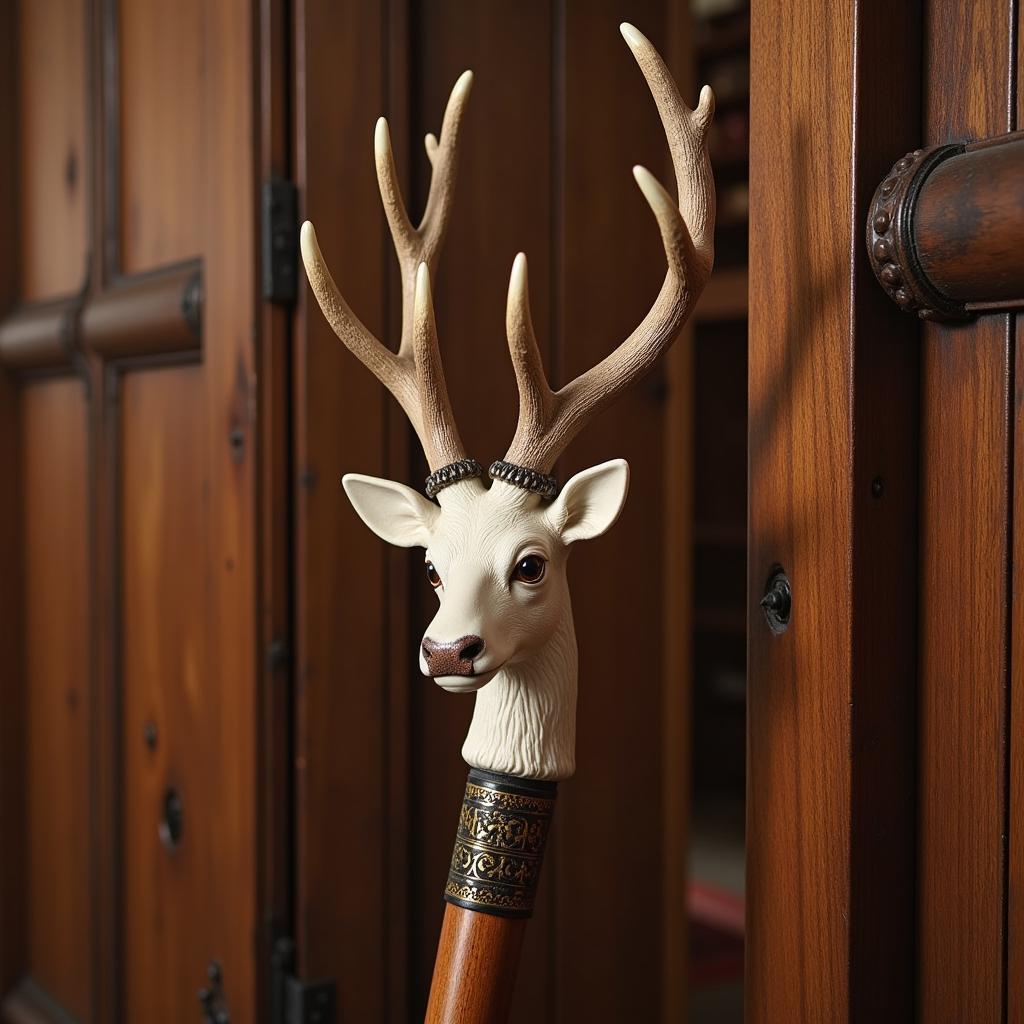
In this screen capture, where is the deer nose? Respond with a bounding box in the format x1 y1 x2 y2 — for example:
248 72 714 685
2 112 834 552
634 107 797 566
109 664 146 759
421 635 485 677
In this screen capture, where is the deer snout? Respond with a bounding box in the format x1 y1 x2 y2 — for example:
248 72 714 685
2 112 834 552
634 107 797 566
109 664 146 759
421 635 485 677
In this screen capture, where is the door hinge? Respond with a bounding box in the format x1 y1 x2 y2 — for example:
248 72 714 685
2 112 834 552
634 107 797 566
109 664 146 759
271 937 336 1024
262 178 299 305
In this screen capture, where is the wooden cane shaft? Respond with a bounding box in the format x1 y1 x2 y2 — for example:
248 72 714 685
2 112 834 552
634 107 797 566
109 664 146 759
425 768 557 1021
424 904 526 1023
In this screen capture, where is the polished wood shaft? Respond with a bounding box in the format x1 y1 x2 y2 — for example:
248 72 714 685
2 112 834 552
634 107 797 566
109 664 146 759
424 905 526 1024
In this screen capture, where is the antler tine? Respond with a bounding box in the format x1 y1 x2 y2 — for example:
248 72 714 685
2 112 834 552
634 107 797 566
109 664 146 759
414 262 467 464
300 71 474 473
502 24 715 474
376 70 474 360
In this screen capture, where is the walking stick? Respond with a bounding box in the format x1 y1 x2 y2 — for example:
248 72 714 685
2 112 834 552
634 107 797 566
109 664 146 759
301 22 715 1022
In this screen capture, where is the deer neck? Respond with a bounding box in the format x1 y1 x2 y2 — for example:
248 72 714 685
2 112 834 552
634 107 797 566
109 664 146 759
461 602 578 781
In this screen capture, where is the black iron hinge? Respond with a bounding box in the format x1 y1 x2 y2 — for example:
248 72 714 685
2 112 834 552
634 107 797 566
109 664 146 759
262 179 299 305
271 937 336 1024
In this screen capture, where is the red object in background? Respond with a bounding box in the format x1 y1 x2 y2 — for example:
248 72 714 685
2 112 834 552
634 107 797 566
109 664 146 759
689 881 745 986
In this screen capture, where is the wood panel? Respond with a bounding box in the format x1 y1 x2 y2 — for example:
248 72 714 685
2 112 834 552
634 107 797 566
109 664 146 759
1011 309 1023 1024
18 0 89 300
119 0 205 274
1011 21 1023 1021
747 1 921 1020
0 0 24 1000
918 2 1014 1019
557 3 677 1020
292 3 393 1020
22 379 92 1020
118 362 257 1022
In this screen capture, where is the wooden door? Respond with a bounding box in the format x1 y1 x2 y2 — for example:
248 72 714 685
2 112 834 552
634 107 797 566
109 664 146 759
748 1 1022 1020
0 1 275 1020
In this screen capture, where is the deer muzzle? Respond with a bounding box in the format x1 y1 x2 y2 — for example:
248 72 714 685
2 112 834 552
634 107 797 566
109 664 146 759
421 635 485 677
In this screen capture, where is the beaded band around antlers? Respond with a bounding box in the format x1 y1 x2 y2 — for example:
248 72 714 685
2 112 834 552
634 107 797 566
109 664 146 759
424 458 484 498
488 459 559 500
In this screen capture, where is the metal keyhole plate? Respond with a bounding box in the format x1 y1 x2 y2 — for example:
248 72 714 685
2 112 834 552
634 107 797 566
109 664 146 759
761 567 792 635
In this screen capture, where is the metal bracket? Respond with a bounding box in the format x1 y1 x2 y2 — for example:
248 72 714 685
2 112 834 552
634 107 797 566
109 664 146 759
262 179 299 305
271 937 336 1024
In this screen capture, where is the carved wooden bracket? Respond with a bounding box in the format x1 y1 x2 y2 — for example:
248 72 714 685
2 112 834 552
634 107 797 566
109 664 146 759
867 130 1024 321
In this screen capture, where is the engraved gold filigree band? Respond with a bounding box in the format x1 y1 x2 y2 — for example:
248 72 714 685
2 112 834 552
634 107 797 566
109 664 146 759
443 768 557 919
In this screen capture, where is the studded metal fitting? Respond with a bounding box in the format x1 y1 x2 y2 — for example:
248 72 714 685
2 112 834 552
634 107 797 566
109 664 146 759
425 458 483 498
488 459 559 500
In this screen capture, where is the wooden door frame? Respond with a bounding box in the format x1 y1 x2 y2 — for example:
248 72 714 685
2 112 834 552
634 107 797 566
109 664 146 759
747 3 922 1020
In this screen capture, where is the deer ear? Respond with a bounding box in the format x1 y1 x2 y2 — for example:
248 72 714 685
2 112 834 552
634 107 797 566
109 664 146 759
545 459 630 545
342 473 440 548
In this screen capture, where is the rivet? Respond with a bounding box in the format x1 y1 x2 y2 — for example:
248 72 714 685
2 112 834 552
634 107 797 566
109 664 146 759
873 239 892 261
895 157 912 171
895 288 912 307
873 210 890 233
880 264 901 285
880 178 897 196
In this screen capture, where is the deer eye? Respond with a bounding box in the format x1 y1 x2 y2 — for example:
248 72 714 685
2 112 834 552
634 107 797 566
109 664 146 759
512 554 546 585
425 561 442 589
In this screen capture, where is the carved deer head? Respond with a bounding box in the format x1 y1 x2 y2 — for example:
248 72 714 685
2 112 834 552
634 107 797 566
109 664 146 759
301 24 715 780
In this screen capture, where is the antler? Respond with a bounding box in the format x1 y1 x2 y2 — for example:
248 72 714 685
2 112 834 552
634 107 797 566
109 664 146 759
503 23 715 473
300 70 474 471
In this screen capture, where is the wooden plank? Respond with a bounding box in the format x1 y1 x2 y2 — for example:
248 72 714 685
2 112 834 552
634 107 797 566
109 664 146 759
255 0 292 1016
18 0 88 300
197 0 258 1016
747 1 920 1019
0 0 25 997
22 379 92 1020
557 3 676 1019
291 2 392 1019
917 2 1014 1019
1010 310 1023 1024
120 364 214 1021
118 0 205 274
1006 13 1022 1023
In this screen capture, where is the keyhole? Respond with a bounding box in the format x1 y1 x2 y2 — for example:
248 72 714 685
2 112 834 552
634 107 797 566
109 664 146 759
158 788 184 852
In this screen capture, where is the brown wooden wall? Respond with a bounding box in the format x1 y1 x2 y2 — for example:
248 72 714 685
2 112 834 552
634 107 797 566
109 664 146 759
749 0 1024 1021
0 0 262 1020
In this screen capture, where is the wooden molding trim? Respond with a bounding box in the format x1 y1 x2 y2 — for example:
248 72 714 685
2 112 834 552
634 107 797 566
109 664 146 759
81 260 202 360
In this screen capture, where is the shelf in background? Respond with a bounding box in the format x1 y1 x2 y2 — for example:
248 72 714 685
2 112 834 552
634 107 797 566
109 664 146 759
695 266 748 321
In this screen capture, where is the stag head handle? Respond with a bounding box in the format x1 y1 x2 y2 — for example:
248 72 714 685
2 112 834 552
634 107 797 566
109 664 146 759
301 24 715 781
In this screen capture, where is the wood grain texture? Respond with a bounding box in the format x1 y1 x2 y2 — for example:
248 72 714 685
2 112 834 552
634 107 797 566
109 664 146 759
1010 310 1023 1024
918 2 1014 1019
22 379 92 1020
119 0 205 273
121 365 214 1021
292 2 394 1019
1012 21 1023 1022
256 0 293 1011
18 0 88 300
0 5 25 996
424 906 526 1024
748 1 920 1019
